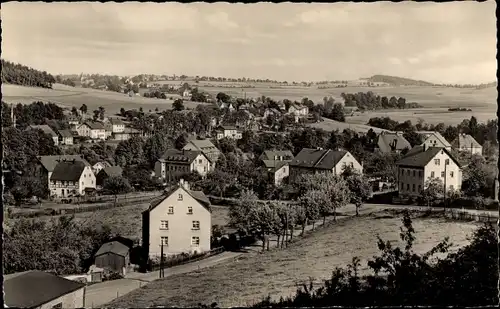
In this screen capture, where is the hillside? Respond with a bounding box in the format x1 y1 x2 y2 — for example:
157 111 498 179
367 75 435 87
1 59 56 89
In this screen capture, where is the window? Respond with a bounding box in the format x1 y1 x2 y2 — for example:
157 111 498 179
418 185 422 192
84 174 86 178
82 181 84 186
204 167 207 172
187 207 193 214
450 171 454 177
192 221 200 230
191 236 200 246
199 159 202 164
445 159 450 165
412 184 415 192
412 171 416 177
168 206 174 214
431 171 435 178
441 171 445 177
52 303 63 309
406 184 410 191
160 236 169 246
160 220 169 230
407 170 410 176
401 183 404 190
178 194 183 201
434 159 440 166
419 171 423 178
401 169 404 176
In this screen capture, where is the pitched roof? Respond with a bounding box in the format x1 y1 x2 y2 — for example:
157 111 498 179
109 118 125 125
148 185 211 212
290 103 307 110
290 148 348 170
396 146 462 168
218 125 238 130
82 121 105 130
158 149 203 164
416 131 451 147
95 241 129 257
452 133 482 149
94 161 112 168
99 166 123 177
28 125 57 137
57 129 73 138
38 155 89 172
50 160 87 181
4 270 85 308
260 150 294 161
377 132 411 152
185 139 220 153
262 160 291 172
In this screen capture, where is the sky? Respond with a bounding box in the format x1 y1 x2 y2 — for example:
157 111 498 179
1 1 497 84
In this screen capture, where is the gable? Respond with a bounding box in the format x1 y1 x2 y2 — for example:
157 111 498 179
149 187 210 216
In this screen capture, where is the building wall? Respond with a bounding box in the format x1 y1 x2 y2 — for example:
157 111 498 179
273 164 289 186
289 166 315 183
95 253 128 275
77 125 91 137
334 152 363 175
38 287 85 309
147 187 211 257
90 129 106 140
423 150 461 193
190 154 211 176
49 166 95 197
52 136 59 146
113 133 131 141
112 124 125 133
422 134 451 150
154 161 165 180
398 166 425 197
62 137 73 145
459 144 482 156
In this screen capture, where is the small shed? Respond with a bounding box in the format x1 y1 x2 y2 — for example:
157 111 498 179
94 241 130 275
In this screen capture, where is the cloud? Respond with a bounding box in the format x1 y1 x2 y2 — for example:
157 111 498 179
205 11 239 30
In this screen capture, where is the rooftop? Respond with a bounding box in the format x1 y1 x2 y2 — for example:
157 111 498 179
290 148 348 170
38 155 89 172
396 146 462 168
95 241 129 257
158 149 203 164
50 160 87 181
28 125 57 137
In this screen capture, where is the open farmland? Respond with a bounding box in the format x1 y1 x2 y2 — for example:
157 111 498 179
108 212 478 308
5 204 230 242
1 84 207 115
308 118 389 133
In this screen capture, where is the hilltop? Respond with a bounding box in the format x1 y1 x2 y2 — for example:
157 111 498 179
366 75 435 87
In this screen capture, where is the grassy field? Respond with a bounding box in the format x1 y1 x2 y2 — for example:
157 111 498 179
5 203 230 242
2 83 496 125
108 212 478 308
308 118 389 133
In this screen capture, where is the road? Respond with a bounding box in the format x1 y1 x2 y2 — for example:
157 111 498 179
85 202 496 307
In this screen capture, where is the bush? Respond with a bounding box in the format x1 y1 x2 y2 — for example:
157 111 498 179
102 271 124 281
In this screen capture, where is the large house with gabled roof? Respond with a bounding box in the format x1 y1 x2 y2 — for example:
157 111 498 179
77 122 106 140
142 179 211 259
451 133 482 156
37 155 90 189
259 150 294 186
155 149 211 182
375 131 411 154
49 159 96 198
416 131 452 150
396 145 462 198
183 138 221 168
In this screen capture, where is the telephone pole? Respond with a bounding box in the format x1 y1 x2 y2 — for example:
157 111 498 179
159 243 164 278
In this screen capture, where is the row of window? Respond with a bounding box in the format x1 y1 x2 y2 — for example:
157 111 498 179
400 169 455 178
167 205 193 214
433 158 450 166
430 171 454 178
160 236 200 246
160 220 200 230
51 180 93 186
401 183 455 192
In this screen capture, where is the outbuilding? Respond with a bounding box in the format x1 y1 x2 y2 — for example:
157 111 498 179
94 241 130 275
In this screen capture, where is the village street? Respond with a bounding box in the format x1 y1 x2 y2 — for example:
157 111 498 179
85 203 497 308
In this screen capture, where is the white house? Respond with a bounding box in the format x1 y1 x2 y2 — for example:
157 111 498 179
396 145 462 198
155 149 211 182
27 125 59 146
183 139 221 169
451 133 482 156
37 155 91 190
4 270 86 309
57 129 74 145
77 122 106 140
92 161 112 175
142 179 211 259
49 160 97 198
416 131 452 150
259 150 294 186
289 148 363 183
214 125 242 140
288 103 309 116
109 118 125 133
263 108 282 119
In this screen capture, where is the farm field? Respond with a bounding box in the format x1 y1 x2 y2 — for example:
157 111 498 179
5 203 230 242
108 212 478 308
308 118 388 133
1 84 206 115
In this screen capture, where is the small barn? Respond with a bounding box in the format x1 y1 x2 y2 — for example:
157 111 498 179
94 241 130 276
96 166 123 187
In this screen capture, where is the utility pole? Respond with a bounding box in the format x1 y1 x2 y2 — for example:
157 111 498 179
444 159 449 214
159 243 164 278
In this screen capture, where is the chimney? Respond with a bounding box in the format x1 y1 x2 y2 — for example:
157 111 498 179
179 178 190 191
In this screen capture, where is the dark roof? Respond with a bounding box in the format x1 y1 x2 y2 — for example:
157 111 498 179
28 125 57 137
416 131 451 148
262 160 291 172
452 133 482 149
290 148 348 170
50 160 87 181
290 103 307 110
94 161 112 168
4 270 85 308
260 150 294 161
148 185 211 212
158 149 202 164
109 118 125 125
83 121 105 130
95 241 130 257
38 155 89 172
377 132 411 152
57 129 73 138
99 166 123 177
396 146 462 168
217 125 238 131
184 139 219 153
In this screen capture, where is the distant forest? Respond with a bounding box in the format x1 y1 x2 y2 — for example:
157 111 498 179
341 91 422 110
1 59 56 89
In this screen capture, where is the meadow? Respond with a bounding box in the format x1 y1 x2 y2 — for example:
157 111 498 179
2 82 496 126
108 212 478 308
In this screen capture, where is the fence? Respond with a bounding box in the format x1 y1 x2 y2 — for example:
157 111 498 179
148 247 225 272
387 205 498 223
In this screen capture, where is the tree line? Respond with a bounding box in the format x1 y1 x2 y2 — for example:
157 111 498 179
1 59 56 89
341 91 422 110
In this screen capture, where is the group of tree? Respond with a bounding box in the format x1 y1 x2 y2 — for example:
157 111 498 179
143 90 167 99
341 91 422 110
55 75 76 87
1 59 56 89
252 212 496 307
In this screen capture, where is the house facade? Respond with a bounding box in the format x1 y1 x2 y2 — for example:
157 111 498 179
77 122 106 140
57 129 74 145
416 131 452 150
109 118 126 133
289 148 363 183
396 146 462 198
92 161 112 175
183 139 221 168
215 125 242 140
37 155 90 190
375 131 411 154
451 133 482 156
155 149 211 182
94 241 130 276
263 108 282 119
28 125 59 146
142 180 211 259
49 160 96 198
288 103 309 116
96 166 123 187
